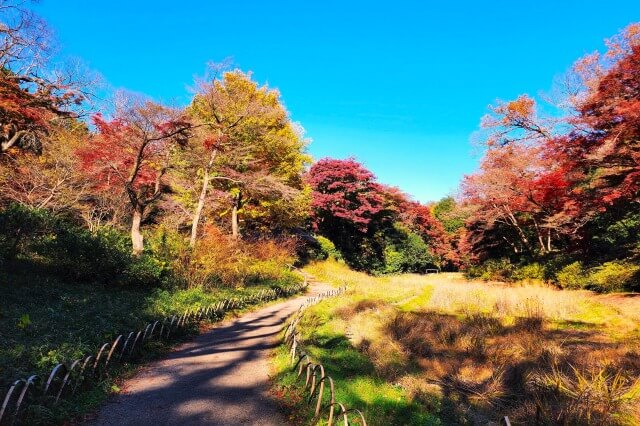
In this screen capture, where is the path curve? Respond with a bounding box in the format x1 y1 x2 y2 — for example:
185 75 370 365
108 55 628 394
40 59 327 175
90 281 333 426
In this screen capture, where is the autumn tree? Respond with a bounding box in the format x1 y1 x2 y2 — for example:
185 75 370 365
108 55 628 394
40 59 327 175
307 158 390 268
0 120 89 213
462 141 577 259
79 98 191 255
308 158 386 235
0 1 86 154
573 36 640 207
183 68 309 243
463 23 640 266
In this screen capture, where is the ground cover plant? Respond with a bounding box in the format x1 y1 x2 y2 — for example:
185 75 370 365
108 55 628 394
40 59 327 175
272 260 640 425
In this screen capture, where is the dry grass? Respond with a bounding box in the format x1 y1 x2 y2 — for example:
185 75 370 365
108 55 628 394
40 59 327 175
182 225 297 287
305 260 640 425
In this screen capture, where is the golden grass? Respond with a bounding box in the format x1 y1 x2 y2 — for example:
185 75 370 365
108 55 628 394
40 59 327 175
304 260 640 425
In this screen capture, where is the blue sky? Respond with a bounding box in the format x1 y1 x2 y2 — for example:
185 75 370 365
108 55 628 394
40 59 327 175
35 1 640 202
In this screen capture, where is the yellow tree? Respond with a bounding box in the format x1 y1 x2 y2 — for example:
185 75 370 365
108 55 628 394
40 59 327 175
182 67 310 244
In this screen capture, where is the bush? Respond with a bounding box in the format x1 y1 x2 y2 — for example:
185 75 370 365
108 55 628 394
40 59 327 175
0 204 51 262
555 262 589 289
188 225 297 288
382 229 436 274
383 247 405 274
0 204 174 287
513 262 545 282
587 261 639 292
465 258 515 281
314 235 343 261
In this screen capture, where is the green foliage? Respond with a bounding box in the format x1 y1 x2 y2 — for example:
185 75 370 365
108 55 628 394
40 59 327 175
331 222 438 275
0 204 178 287
465 257 639 293
383 225 436 274
513 262 546 281
555 262 589 290
382 247 405 274
465 258 515 281
432 196 465 235
316 235 343 261
588 261 639 293
589 208 640 261
343 233 386 274
16 313 31 330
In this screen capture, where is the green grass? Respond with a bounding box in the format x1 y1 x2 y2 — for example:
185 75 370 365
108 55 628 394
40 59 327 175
1 269 304 423
272 296 440 426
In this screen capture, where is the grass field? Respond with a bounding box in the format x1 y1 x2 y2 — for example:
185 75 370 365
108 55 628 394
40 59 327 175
272 260 640 425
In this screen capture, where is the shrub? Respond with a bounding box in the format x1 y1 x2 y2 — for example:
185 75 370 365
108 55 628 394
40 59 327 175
513 262 545 282
587 261 639 292
383 247 405 274
188 225 296 288
0 204 52 261
465 258 515 281
554 262 589 289
316 235 343 261
379 224 436 274
124 254 173 287
0 204 177 287
396 231 436 273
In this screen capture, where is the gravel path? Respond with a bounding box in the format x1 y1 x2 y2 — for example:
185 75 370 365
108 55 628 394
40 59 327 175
89 282 332 426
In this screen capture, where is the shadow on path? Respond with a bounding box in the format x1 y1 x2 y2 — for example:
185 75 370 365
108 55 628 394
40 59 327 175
89 283 332 426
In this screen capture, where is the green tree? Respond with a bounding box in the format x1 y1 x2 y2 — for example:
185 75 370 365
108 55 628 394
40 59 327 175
432 196 466 235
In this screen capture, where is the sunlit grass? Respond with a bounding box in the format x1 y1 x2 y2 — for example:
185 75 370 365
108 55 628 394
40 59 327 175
273 260 640 425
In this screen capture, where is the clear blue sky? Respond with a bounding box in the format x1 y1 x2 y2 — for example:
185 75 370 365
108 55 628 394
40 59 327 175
34 1 640 202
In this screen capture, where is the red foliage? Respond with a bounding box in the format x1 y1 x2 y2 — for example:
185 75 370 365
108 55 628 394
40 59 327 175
307 158 385 233
78 107 191 196
463 24 640 260
0 74 64 152
572 43 640 206
78 114 158 192
401 201 456 266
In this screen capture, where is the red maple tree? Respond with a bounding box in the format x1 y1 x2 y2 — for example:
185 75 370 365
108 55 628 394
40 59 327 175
78 100 191 254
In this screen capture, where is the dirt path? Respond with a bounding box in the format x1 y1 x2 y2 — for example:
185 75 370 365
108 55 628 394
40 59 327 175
90 281 332 426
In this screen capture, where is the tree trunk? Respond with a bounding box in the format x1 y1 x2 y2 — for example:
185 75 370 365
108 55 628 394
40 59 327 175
189 150 217 248
502 205 531 252
131 206 145 256
533 218 547 253
190 169 210 248
231 193 240 239
1 130 27 152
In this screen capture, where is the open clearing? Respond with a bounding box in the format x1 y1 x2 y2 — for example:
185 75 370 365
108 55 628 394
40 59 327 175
272 261 640 425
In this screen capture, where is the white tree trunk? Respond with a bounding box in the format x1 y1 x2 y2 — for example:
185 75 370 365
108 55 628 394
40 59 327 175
190 169 209 248
231 202 239 239
131 207 145 255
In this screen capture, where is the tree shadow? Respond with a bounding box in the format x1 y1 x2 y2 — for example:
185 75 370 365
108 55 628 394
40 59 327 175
88 297 306 425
